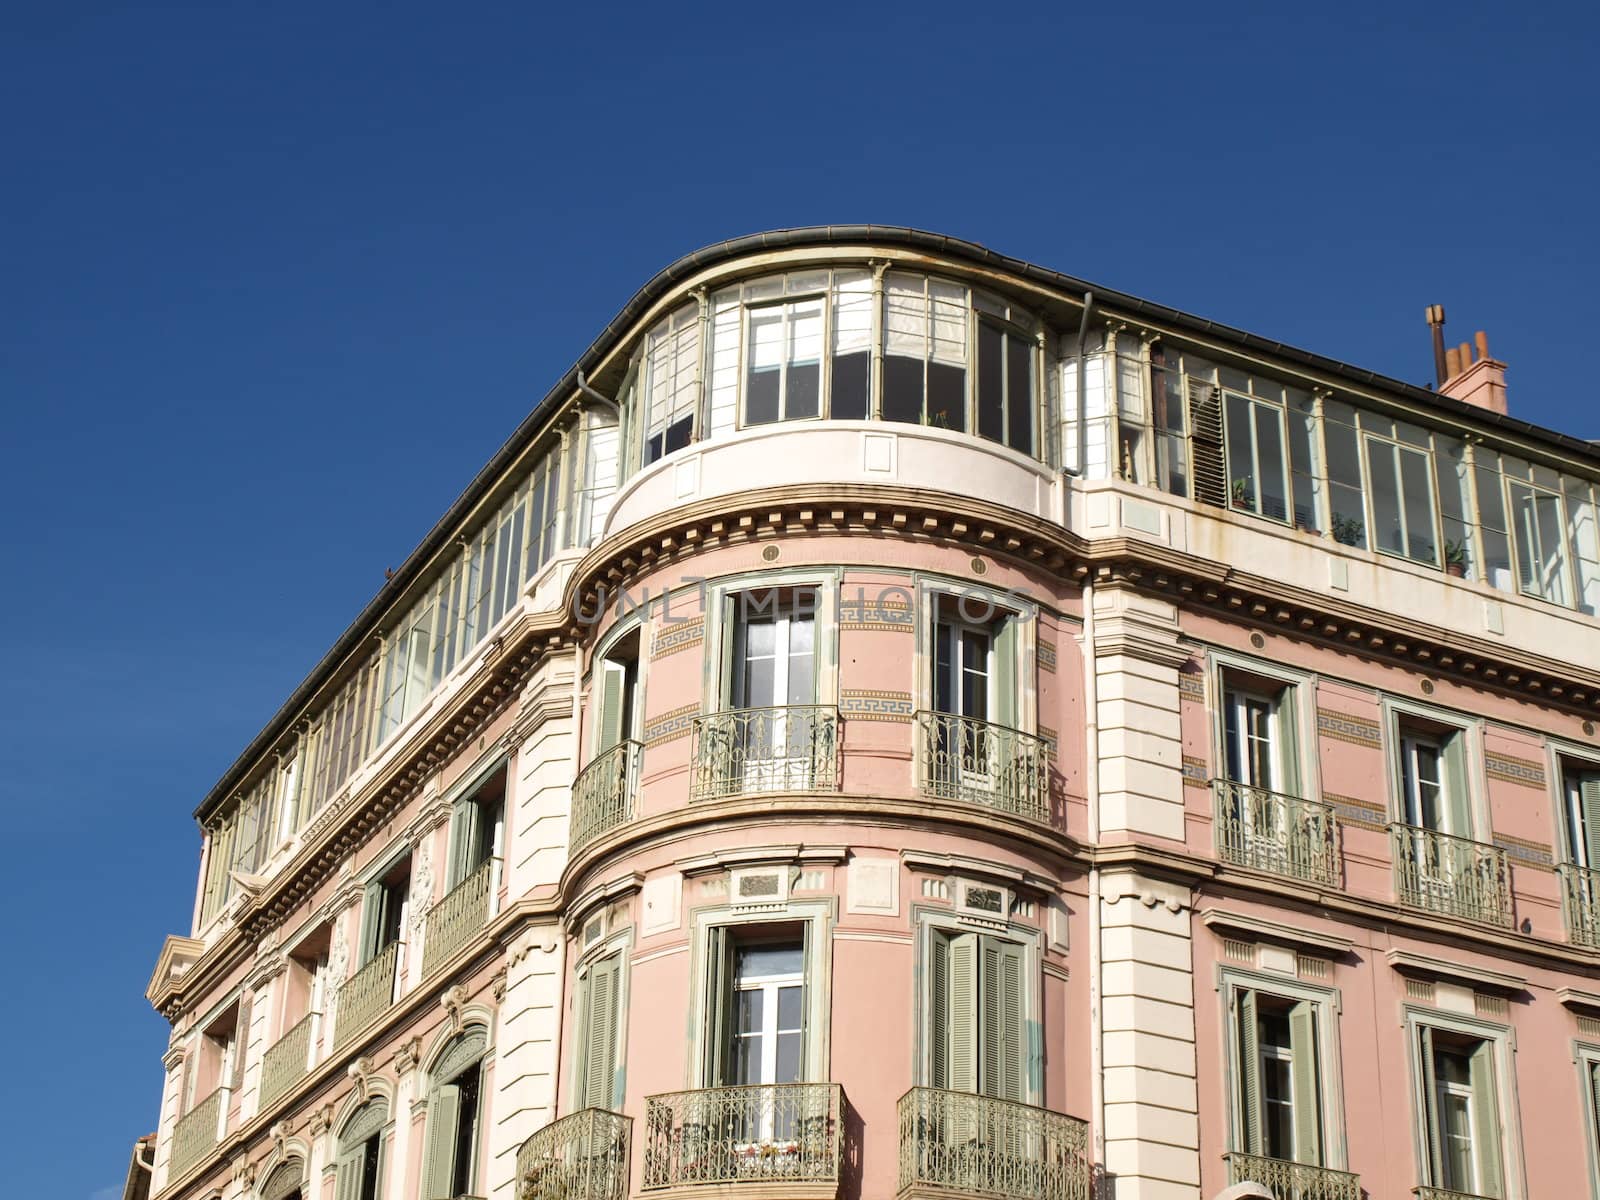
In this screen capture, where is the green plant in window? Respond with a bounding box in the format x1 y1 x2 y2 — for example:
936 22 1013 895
1444 538 1469 578
1331 512 1365 546
1231 477 1252 508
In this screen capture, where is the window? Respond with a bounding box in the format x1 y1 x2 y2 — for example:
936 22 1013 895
641 304 700 466
883 273 967 430
1364 429 1440 565
1224 391 1290 522
422 1029 488 1200
1230 988 1325 1166
359 854 411 966
1394 719 1471 837
593 629 642 753
446 764 505 890
727 590 819 789
1150 344 1189 497
1415 1026 1505 1197
192 1001 243 1104
260 1160 306 1200
1562 762 1600 871
926 929 1028 1101
933 595 1018 730
573 951 623 1111
829 271 872 419
975 319 1034 455
701 925 818 1088
745 299 823 425
1322 402 1368 549
334 1099 389 1200
1509 480 1571 605
1580 1049 1600 1199
1220 678 1297 795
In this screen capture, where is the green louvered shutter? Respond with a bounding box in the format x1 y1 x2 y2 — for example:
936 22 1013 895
580 955 621 1110
948 934 979 1095
1276 690 1301 795
995 940 1025 1103
1288 1001 1323 1164
421 1084 461 1200
358 881 384 965
705 928 731 1086
1589 1062 1600 1161
333 1146 365 1200
1443 734 1473 839
1238 990 1262 1154
373 1132 388 1200
1419 1027 1444 1185
993 618 1019 730
1580 775 1600 868
598 660 628 752
446 798 477 891
929 933 950 1089
1469 1040 1504 1198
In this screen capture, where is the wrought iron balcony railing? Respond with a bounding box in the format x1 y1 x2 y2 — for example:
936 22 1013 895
258 1013 317 1111
424 858 497 975
643 1082 843 1189
1390 823 1513 926
915 712 1050 823
335 940 400 1046
1212 780 1341 886
1558 861 1600 948
1225 1152 1361 1200
1413 1187 1496 1200
517 1108 632 1200
170 1088 222 1180
571 740 642 852
898 1087 1090 1200
690 706 839 801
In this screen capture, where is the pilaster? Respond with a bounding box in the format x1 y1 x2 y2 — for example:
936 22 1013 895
486 922 566 1199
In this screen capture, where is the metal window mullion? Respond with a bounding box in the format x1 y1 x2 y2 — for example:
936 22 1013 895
1310 392 1332 538
869 261 887 420
691 290 710 442
1107 329 1123 479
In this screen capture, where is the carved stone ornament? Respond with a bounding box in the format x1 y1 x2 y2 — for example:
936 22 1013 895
392 1036 423 1076
441 983 470 1028
491 968 508 1003
307 1102 335 1138
268 1117 294 1157
507 926 559 967
347 1056 376 1101
230 1152 255 1188
410 839 434 934
1100 873 1191 914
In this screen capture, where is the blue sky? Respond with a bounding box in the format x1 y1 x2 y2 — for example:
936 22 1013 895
2 3 1595 1197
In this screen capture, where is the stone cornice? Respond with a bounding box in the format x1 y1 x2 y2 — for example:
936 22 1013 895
146 936 206 1018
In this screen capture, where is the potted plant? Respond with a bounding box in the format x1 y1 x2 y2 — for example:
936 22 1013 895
1444 539 1469 578
1230 478 1252 509
1331 513 1365 547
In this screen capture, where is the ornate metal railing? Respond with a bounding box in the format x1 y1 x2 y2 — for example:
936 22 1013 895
1558 862 1600 948
1390 824 1513 926
915 712 1050 823
335 941 400 1045
170 1088 222 1180
1413 1187 1495 1200
1225 1152 1361 1200
258 1013 317 1110
690 707 839 801
517 1108 632 1200
424 858 497 975
643 1082 843 1189
571 741 642 852
898 1087 1089 1200
1213 781 1340 885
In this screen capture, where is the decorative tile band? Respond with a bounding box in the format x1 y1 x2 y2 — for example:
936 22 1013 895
1323 793 1388 831
839 689 913 722
1182 755 1210 789
840 597 913 632
1493 833 1554 869
651 618 705 660
643 703 700 746
1317 709 1383 749
1485 752 1547 789
1037 724 1058 761
1036 641 1058 674
1179 674 1206 702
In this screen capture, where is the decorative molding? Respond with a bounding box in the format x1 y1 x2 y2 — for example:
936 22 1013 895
651 617 705 659
1099 869 1192 914
440 984 471 1030
1323 792 1388 831
1199 908 1355 955
392 1036 424 1076
839 688 913 722
1179 673 1206 702
1181 755 1209 788
1035 641 1058 674
1386 948 1526 994
901 849 1057 895
1317 708 1383 748
346 1056 377 1102
642 702 699 746
1485 751 1547 788
1493 832 1554 869
1557 986 1600 1013
840 595 913 632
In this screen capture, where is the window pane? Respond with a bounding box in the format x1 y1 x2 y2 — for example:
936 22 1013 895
1255 404 1289 522
883 356 924 424
928 363 966 432
775 1031 802 1085
1476 459 1514 591
1399 446 1439 564
1225 392 1256 512
736 943 804 977
830 352 869 419
777 984 802 1031
736 988 764 1033
1007 333 1034 455
1324 417 1367 548
1367 439 1404 557
978 322 1004 442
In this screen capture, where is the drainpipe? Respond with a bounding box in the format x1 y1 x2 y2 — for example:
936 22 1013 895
1081 574 1104 1176
1073 292 1096 477
575 369 619 419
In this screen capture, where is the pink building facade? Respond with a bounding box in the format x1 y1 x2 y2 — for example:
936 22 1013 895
137 229 1600 1200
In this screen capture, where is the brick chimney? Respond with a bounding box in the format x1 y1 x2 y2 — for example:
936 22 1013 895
1428 306 1508 414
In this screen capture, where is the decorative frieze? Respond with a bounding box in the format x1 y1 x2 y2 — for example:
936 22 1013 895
1036 640 1058 673
1316 708 1383 748
651 617 704 659
840 593 913 632
1485 751 1547 788
1323 792 1388 831
839 688 913 722
1181 755 1209 788
642 702 699 746
1493 832 1554 869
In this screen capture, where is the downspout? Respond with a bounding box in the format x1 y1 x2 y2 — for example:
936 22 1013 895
1074 292 1095 477
1081 574 1104 1176
575 369 619 418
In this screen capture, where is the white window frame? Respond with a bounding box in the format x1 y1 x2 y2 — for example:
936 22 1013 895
1548 738 1600 870
740 295 827 428
1207 651 1318 799
1223 389 1292 523
1404 1007 1523 1199
1381 697 1486 838
702 570 840 715
914 576 1037 732
1218 966 1348 1171
1361 431 1442 567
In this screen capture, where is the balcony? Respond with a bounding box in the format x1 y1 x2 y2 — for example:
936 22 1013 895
258 1013 316 1110
424 858 498 975
643 1082 844 1191
915 712 1051 824
1212 781 1340 886
517 1108 632 1200
1225 1152 1360 1200
335 941 400 1046
1413 1188 1496 1200
690 707 839 801
1390 824 1513 926
1558 862 1600 948
898 1087 1090 1200
571 740 642 852
169 1087 222 1179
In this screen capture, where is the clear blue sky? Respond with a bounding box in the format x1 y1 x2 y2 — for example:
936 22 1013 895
2 4 1595 1198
